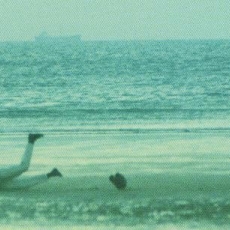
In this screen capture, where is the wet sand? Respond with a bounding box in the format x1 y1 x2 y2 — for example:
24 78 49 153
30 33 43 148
23 171 230 201
1 131 230 229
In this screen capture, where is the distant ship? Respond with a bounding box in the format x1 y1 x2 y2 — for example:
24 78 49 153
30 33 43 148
35 32 81 43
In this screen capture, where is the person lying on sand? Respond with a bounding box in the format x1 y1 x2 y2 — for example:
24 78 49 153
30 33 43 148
109 173 127 190
0 134 62 190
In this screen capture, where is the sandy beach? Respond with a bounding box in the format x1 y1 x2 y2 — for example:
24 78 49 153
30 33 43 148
1 131 230 229
1 176 230 230
24 172 230 200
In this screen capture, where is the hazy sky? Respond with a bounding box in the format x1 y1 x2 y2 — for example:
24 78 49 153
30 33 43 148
0 0 230 41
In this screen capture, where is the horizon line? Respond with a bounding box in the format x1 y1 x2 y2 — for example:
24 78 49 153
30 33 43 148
0 37 230 43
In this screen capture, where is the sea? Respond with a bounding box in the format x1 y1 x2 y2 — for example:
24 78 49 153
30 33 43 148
0 39 230 229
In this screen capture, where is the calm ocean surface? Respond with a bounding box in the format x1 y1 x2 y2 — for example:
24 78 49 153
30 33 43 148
1 40 230 229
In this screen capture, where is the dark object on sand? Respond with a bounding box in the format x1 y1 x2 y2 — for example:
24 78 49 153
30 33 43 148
109 173 127 190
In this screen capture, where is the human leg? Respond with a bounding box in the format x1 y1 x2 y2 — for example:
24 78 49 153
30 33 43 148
0 134 43 181
0 168 62 190
20 134 43 169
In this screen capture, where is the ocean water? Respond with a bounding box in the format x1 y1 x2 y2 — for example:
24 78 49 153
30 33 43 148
1 40 230 133
1 40 230 229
